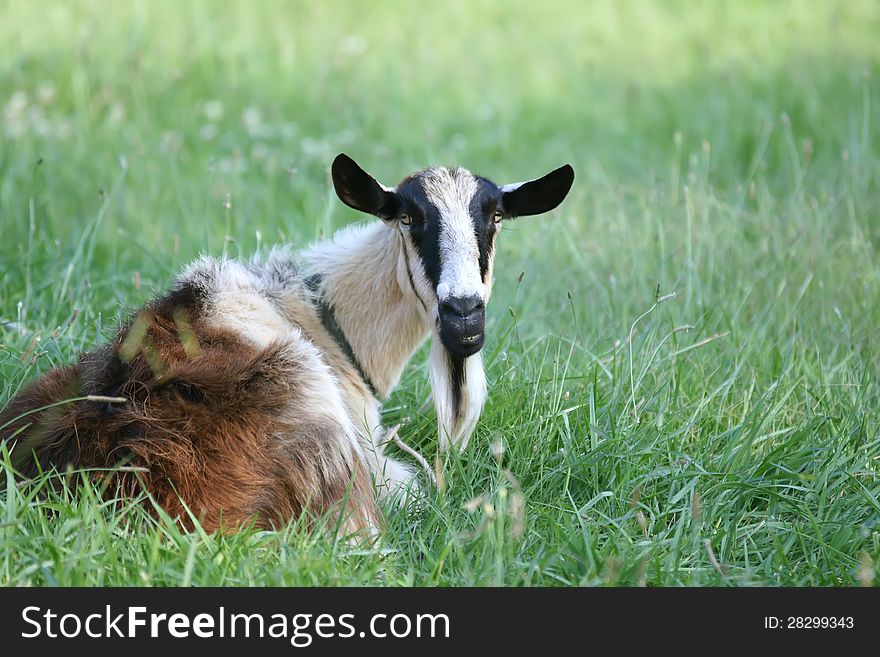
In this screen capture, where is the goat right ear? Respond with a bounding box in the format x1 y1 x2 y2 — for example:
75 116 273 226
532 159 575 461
500 164 574 218
331 154 398 219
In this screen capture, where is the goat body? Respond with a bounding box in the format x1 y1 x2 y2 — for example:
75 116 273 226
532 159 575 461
0 154 573 534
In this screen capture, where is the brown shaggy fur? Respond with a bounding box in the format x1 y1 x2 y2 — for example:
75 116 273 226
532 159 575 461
0 287 378 534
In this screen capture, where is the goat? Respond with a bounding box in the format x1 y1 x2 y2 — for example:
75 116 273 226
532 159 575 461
0 154 574 534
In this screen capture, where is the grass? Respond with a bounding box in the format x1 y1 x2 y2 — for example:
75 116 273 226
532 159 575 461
1 0 878 586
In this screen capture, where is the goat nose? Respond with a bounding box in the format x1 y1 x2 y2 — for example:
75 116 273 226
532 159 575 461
440 295 484 318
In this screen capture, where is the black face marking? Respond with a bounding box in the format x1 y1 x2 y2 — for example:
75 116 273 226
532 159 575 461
469 176 502 282
394 175 444 289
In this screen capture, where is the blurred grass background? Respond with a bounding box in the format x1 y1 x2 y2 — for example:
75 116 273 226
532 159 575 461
1 0 878 585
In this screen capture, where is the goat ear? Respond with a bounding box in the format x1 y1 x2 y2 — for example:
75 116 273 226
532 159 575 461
499 164 574 218
331 153 398 219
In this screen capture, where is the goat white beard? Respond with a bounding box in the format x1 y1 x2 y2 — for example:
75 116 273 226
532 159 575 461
429 338 488 451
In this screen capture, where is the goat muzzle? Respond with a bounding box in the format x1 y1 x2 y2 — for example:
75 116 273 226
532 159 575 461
438 295 485 357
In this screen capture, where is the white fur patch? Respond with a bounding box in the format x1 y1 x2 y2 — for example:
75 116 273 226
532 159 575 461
275 336 368 477
181 257 290 348
429 340 488 451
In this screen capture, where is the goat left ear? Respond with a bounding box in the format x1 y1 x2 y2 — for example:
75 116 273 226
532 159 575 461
499 164 574 218
331 153 399 219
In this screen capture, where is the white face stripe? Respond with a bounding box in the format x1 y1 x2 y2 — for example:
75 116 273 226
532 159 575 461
421 167 486 303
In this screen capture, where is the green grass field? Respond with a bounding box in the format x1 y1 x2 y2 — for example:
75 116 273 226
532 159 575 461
1 0 878 586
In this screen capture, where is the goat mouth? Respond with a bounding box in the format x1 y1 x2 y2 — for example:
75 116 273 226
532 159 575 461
439 331 485 358
437 311 486 357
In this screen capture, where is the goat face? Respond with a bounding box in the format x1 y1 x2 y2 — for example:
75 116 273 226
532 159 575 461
331 154 574 358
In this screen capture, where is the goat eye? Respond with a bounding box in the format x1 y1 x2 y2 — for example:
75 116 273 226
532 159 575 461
399 213 412 226
493 209 503 223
